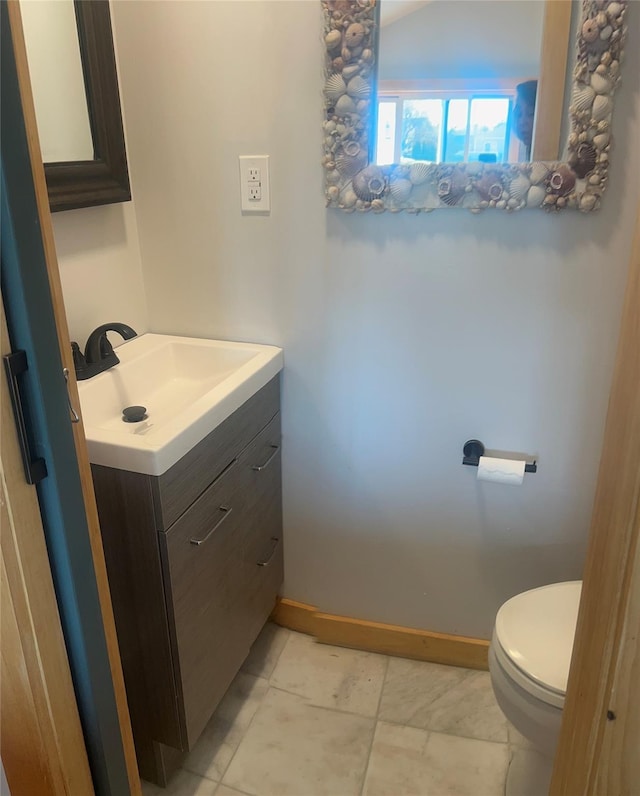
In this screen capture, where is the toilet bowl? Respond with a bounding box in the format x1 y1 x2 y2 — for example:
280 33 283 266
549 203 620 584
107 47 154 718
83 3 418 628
489 581 582 792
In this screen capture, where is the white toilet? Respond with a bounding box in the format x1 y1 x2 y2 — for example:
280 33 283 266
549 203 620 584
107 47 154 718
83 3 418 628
488 581 582 795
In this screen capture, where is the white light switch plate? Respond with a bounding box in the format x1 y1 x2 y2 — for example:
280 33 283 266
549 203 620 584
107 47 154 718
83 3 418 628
239 155 270 213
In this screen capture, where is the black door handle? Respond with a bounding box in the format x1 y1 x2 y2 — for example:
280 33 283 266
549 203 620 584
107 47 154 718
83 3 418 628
3 350 47 485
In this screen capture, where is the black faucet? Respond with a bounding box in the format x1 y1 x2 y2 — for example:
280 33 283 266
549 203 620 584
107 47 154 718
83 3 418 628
72 322 137 380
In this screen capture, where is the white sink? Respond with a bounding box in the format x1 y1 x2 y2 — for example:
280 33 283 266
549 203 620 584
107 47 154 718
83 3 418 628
78 333 283 475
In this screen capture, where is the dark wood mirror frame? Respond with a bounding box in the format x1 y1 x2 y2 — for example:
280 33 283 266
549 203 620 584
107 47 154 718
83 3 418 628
45 0 131 213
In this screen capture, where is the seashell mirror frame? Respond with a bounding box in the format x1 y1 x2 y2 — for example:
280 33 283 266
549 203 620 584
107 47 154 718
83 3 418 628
322 0 628 213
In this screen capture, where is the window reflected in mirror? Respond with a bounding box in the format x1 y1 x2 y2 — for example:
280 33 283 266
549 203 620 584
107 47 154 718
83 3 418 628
377 93 524 165
375 0 570 165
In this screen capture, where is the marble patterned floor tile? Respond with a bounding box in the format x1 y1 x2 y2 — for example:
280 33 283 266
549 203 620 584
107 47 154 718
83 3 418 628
241 622 290 679
183 672 269 781
156 769 218 795
378 658 469 725
362 721 509 796
215 786 254 796
379 658 508 742
222 687 374 796
270 630 387 717
418 669 508 742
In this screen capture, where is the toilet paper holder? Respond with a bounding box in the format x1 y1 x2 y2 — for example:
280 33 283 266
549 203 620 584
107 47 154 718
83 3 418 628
462 439 537 473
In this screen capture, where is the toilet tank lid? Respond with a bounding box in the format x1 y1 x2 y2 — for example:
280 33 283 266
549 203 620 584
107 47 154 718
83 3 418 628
495 581 582 695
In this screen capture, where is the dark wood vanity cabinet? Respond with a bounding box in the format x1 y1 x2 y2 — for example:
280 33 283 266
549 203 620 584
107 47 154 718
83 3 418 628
92 377 283 785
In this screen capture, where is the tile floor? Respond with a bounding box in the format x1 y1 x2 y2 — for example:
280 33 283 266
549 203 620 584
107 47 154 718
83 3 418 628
142 623 531 796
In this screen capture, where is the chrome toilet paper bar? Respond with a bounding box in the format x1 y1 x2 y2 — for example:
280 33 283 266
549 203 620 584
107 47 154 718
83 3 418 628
462 439 537 473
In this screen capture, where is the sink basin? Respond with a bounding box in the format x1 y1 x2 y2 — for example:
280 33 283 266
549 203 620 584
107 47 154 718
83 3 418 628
78 333 283 475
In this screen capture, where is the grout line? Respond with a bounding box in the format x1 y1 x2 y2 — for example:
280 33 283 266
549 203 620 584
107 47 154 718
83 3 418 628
265 625 291 684
375 655 390 721
181 678 271 783
215 629 290 787
378 715 509 748
215 783 257 796
181 761 219 784
215 698 266 785
181 760 217 783
507 737 515 763
358 654 390 796
503 738 517 796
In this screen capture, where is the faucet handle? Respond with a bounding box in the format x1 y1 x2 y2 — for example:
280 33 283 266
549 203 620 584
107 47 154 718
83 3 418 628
71 341 88 375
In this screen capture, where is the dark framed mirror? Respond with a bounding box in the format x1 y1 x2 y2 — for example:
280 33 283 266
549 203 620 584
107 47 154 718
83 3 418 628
35 0 131 212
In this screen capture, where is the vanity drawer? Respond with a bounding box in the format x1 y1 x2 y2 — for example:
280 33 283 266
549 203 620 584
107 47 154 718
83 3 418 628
236 415 284 642
153 376 280 530
159 461 251 749
243 534 284 644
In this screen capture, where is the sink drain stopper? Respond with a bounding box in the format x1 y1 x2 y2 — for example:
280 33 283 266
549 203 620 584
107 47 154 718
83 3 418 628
122 405 147 423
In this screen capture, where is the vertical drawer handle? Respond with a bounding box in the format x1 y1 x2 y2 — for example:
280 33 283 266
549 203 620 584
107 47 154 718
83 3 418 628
257 537 280 567
251 444 280 472
189 506 232 546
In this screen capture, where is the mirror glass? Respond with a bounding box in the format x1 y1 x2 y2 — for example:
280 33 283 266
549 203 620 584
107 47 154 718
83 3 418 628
18 0 131 212
20 0 93 163
376 0 566 166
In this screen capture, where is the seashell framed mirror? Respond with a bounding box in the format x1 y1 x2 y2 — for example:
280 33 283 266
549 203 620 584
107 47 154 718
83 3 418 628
322 0 628 213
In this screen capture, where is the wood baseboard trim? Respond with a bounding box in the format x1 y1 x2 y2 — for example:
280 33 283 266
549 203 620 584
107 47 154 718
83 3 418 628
271 598 320 636
271 598 489 671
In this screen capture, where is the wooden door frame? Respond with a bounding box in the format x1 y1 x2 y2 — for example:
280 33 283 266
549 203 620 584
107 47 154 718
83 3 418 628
551 209 640 793
1 301 95 796
4 2 141 793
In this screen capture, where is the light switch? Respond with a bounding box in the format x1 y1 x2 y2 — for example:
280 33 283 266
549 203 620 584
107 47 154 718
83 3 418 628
239 155 270 213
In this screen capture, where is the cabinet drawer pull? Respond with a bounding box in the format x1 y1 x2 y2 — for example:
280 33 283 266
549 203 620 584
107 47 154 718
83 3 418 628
251 444 280 472
257 537 280 567
189 506 232 546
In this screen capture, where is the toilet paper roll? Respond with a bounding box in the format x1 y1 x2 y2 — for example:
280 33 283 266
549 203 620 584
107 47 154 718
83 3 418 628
477 456 525 486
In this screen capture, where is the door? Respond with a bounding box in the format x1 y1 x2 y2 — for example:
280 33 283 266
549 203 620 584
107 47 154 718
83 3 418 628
1 302 94 795
1 2 139 793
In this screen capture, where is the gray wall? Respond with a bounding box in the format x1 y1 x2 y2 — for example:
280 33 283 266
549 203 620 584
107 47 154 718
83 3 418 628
59 1 640 639
379 0 545 80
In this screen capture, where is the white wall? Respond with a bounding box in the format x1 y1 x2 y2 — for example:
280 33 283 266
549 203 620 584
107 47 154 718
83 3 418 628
53 203 148 346
99 0 639 639
379 0 545 81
